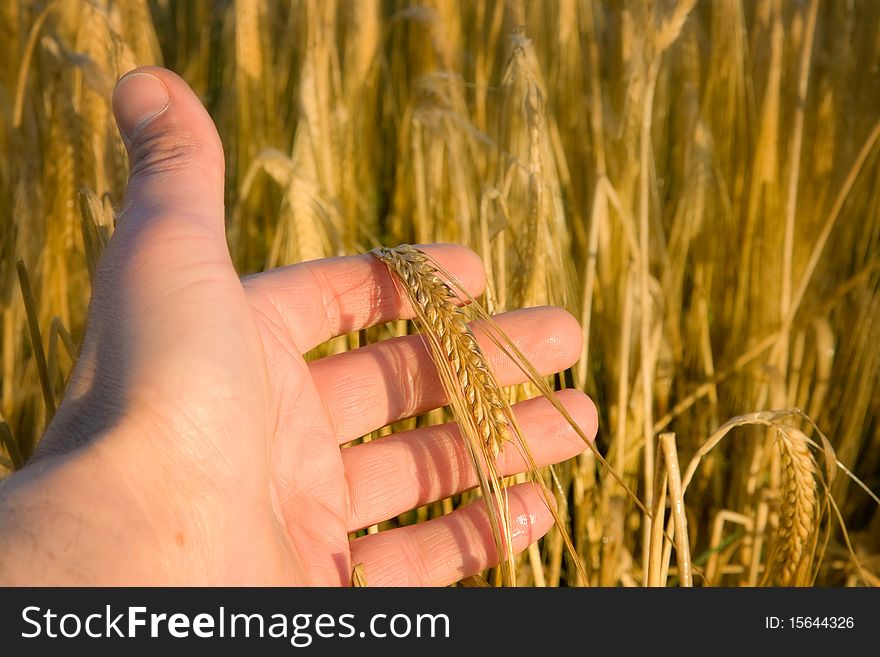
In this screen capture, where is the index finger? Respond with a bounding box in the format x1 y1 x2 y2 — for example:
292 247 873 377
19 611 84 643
242 244 486 353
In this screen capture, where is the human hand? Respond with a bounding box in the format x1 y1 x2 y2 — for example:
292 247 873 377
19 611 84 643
0 67 597 585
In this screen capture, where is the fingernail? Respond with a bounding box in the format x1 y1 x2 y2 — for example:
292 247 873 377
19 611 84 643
112 72 170 141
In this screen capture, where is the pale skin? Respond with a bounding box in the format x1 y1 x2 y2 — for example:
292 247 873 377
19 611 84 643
0 67 597 585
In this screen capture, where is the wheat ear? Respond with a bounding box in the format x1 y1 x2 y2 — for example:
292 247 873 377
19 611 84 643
371 244 516 585
772 427 819 586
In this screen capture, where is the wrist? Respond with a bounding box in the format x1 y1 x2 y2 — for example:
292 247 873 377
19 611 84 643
0 422 192 585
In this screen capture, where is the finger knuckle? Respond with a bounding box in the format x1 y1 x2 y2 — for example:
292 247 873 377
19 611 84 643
128 132 204 181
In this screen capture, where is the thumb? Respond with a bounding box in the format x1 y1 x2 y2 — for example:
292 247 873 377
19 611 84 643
112 66 225 229
39 67 260 456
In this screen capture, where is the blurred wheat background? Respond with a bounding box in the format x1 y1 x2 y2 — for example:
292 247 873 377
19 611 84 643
1 0 879 586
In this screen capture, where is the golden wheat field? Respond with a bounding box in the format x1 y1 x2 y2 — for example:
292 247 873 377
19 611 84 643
1 0 879 587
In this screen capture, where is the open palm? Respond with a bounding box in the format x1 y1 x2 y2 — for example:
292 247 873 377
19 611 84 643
22 67 596 586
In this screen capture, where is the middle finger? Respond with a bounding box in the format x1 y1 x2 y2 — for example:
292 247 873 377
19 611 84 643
309 306 583 444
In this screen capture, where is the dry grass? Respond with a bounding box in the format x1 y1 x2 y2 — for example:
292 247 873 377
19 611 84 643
2 0 879 586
